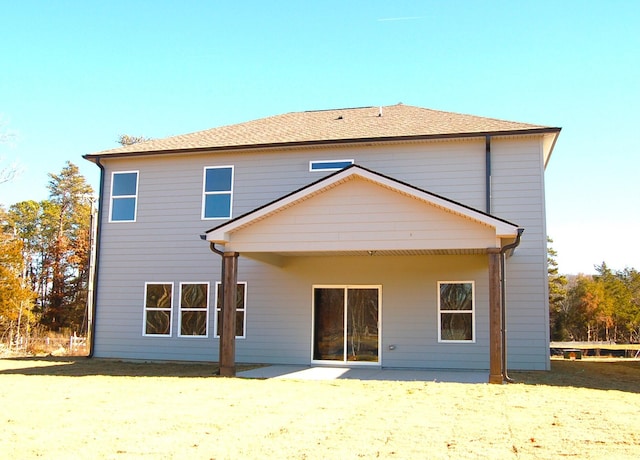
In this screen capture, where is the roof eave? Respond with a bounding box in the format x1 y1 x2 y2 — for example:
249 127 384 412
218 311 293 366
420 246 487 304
83 127 562 162
542 128 562 169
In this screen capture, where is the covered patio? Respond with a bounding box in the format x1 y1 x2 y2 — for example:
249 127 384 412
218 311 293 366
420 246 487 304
204 166 522 383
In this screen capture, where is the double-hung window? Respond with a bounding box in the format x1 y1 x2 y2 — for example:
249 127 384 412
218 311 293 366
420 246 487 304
143 282 173 336
202 166 233 219
179 283 209 337
215 282 247 338
438 281 475 342
110 171 138 222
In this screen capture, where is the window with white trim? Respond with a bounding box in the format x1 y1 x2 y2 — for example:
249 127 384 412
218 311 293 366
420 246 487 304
143 282 173 336
214 282 246 338
202 166 233 219
438 281 475 342
179 283 209 337
309 159 354 172
110 171 138 222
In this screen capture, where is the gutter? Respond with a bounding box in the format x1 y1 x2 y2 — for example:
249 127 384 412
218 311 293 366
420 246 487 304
87 157 105 358
499 227 524 382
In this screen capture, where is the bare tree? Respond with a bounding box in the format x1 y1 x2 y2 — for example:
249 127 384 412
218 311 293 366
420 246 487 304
0 159 20 185
0 117 20 184
117 134 152 146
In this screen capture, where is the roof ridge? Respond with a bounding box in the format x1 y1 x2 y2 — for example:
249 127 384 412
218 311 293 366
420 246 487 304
303 106 375 113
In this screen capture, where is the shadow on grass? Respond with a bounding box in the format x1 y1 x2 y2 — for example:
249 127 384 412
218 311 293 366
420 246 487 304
2 357 639 393
0 356 261 378
511 359 640 394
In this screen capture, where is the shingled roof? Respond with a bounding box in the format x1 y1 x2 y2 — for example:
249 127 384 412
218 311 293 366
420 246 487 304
86 103 559 158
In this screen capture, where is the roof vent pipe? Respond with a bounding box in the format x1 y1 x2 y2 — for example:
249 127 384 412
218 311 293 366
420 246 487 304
378 106 383 117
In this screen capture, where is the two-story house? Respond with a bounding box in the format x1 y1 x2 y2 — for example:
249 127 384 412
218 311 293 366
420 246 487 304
84 104 560 383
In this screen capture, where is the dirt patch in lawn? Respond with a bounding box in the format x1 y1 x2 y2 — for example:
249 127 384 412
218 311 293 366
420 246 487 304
1 357 639 459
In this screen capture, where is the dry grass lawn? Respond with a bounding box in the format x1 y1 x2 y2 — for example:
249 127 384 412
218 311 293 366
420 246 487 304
1 357 638 459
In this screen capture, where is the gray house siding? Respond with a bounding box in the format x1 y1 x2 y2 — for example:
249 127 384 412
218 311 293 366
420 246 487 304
491 137 550 370
92 135 549 370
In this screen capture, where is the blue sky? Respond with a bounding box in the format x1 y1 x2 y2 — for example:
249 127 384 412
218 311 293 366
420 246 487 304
1 1 638 275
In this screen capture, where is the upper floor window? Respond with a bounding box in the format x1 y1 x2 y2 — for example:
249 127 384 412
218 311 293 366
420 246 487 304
110 171 138 222
438 281 475 342
309 159 354 172
202 166 233 219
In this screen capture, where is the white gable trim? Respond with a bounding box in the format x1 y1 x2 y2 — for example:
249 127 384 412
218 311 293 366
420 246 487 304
205 165 520 246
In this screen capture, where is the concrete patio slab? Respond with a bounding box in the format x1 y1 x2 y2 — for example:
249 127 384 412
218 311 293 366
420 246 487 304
237 365 489 383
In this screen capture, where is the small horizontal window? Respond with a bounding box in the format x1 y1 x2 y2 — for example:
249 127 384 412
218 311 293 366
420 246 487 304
309 160 354 172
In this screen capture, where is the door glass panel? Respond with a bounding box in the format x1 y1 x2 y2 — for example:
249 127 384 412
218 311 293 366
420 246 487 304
313 288 345 361
347 288 379 362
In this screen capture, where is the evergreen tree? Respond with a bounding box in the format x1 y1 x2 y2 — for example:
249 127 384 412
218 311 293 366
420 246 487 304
547 237 568 340
43 162 94 331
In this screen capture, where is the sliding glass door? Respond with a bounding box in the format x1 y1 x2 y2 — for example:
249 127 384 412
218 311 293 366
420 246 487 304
313 286 380 363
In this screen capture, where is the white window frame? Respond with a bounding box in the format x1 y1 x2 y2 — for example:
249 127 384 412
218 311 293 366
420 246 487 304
437 281 475 343
202 165 234 220
109 170 139 222
309 159 354 172
143 282 173 337
178 282 210 338
214 281 247 339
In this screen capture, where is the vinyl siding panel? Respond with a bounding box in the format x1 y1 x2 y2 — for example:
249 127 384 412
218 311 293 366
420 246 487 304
92 134 550 370
491 137 549 370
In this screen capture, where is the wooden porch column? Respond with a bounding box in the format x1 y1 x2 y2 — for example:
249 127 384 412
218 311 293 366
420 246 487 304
219 251 239 377
488 248 503 384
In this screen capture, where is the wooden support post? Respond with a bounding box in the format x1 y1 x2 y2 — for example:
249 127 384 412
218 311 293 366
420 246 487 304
488 248 503 384
219 251 239 377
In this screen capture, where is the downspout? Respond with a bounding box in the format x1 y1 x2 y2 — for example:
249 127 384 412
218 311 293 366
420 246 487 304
500 228 524 383
87 158 105 358
209 242 224 257
207 241 225 374
485 135 492 214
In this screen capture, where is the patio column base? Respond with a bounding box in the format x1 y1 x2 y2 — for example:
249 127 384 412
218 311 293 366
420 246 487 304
219 365 236 377
488 374 504 384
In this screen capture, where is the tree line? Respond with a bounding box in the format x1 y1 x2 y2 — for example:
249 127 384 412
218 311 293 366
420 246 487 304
1 162 93 345
549 239 640 343
0 134 143 346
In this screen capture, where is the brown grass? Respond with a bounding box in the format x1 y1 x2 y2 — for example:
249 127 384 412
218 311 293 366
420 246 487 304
1 357 639 459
